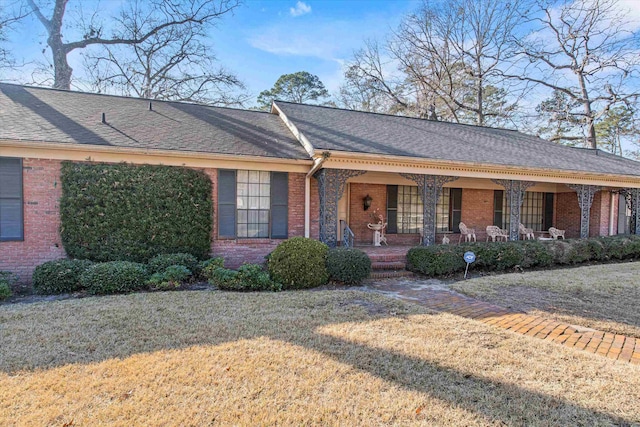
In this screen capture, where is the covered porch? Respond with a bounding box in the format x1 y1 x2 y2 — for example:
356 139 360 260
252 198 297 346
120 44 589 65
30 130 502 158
312 168 640 248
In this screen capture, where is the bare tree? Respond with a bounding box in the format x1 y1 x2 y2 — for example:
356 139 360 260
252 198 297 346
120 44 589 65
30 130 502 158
337 40 419 115
342 0 526 125
26 0 240 90
82 19 246 106
0 1 28 70
509 0 640 148
390 0 526 126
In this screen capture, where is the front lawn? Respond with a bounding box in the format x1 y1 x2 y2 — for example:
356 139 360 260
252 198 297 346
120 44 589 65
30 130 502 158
0 290 639 425
452 261 640 339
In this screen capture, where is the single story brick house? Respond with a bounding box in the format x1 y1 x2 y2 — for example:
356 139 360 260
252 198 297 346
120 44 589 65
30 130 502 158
1 83 640 281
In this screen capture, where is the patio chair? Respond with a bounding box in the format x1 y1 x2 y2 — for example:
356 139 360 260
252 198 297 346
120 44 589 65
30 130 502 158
548 227 566 240
519 223 535 240
458 222 477 243
486 225 509 242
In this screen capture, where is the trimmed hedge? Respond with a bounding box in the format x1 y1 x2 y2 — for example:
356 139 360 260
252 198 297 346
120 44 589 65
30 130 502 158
32 259 94 294
0 271 15 300
199 257 225 280
407 235 640 277
80 261 149 295
326 248 372 285
211 264 281 292
268 237 329 289
60 162 212 263
148 253 199 275
147 265 192 290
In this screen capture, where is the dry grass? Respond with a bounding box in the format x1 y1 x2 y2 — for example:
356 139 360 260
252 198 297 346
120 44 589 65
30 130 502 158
1 290 639 426
452 261 640 338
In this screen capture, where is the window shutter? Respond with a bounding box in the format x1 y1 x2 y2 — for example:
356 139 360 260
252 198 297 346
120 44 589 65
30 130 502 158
0 158 23 240
451 188 462 233
493 190 504 228
386 185 398 234
218 169 236 238
544 193 554 230
270 172 288 238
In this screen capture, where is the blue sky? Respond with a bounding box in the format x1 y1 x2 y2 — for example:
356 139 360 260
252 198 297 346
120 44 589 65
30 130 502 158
212 0 418 101
1 0 420 106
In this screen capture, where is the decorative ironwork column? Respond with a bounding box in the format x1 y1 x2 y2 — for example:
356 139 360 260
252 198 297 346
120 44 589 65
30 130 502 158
400 174 458 246
566 184 601 238
628 188 640 235
491 179 535 241
314 169 366 247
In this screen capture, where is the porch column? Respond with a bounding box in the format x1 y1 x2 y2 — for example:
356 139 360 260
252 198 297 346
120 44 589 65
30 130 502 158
491 179 535 241
566 184 601 238
314 168 366 247
628 188 640 235
400 174 458 246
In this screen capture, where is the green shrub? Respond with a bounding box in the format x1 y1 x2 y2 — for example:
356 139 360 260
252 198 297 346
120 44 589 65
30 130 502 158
545 240 573 264
326 248 372 284
32 259 94 294
407 245 466 276
148 253 199 275
521 240 553 268
212 264 281 292
80 261 148 295
147 265 192 290
60 162 212 263
207 267 239 288
565 239 593 264
268 237 329 289
0 271 16 300
199 257 225 280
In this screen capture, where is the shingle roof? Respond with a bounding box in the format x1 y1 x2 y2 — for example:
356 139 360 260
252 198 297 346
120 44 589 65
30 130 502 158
0 83 309 160
275 101 640 178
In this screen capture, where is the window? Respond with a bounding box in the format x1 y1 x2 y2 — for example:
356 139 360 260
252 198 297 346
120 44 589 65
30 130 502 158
387 185 461 233
218 169 288 239
0 157 23 241
494 191 554 232
237 170 270 238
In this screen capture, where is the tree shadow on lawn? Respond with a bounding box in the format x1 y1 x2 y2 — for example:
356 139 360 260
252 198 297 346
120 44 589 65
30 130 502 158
0 291 635 425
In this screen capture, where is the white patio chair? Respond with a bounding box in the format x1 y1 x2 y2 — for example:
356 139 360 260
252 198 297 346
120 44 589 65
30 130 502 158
548 227 566 240
458 222 477 243
519 223 534 240
486 225 509 242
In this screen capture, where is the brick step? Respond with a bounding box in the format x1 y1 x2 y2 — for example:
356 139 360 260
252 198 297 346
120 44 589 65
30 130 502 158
366 254 407 263
371 261 406 270
369 270 415 280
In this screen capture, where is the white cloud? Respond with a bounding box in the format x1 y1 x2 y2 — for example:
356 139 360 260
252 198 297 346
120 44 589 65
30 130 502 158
290 1 311 17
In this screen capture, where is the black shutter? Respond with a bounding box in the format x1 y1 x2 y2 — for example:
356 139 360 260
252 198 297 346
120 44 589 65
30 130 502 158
493 190 503 228
544 193 554 230
0 158 23 241
218 169 236 238
270 172 288 238
386 185 398 234
451 188 462 233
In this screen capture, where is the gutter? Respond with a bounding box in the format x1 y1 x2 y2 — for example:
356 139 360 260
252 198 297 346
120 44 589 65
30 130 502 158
305 155 328 238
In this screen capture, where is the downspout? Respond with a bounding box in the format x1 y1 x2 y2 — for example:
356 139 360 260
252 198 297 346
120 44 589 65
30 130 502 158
305 156 327 238
609 191 615 236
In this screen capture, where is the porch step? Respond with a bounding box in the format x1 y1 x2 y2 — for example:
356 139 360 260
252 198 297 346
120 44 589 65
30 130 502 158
371 261 406 270
366 254 407 263
369 270 415 280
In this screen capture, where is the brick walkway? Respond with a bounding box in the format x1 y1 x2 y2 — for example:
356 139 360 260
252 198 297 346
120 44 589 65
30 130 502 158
362 279 640 365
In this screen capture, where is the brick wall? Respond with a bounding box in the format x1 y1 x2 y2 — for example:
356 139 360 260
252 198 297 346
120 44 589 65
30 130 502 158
460 189 495 241
349 183 388 244
556 190 615 238
0 159 66 282
1 163 308 280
